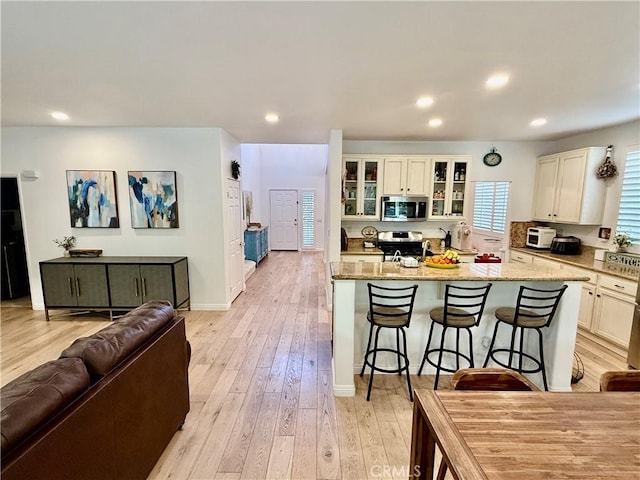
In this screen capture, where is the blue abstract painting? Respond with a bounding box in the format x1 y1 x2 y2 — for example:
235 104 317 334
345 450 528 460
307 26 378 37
128 171 179 228
66 170 119 228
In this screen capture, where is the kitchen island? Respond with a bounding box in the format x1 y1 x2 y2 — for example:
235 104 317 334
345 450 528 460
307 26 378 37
330 261 590 396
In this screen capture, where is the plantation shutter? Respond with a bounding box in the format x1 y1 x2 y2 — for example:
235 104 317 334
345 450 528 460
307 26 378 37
616 150 640 244
472 181 510 234
302 190 315 248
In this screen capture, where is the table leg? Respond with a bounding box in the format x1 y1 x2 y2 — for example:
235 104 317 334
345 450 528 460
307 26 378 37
410 399 435 479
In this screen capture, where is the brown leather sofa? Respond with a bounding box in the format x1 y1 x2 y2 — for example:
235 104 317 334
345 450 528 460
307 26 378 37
1 300 191 480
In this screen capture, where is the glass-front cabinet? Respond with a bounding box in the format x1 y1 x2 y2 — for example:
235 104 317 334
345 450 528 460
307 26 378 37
342 156 382 220
429 156 470 219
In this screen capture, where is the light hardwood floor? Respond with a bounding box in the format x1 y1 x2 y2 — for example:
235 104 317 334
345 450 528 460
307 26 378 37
0 251 628 479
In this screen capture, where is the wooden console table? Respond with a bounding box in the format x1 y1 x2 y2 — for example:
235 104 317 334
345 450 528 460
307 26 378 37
410 389 640 479
40 256 189 321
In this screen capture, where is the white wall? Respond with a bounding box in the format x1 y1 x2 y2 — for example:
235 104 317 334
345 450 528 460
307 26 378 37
240 143 328 250
543 120 640 251
1 127 239 310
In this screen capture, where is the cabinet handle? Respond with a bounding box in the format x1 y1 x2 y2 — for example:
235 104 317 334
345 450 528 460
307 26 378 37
548 214 552 217
75 278 81 297
613 284 626 290
142 278 147 298
588 291 593 295
134 278 139 297
68 277 74 296
596 294 601 298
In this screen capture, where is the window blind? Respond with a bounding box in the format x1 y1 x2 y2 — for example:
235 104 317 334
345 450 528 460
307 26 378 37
616 150 640 244
302 191 315 248
472 181 510 234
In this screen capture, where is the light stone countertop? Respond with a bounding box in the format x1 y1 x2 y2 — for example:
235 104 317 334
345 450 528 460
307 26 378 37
341 238 383 255
330 261 590 282
511 246 639 282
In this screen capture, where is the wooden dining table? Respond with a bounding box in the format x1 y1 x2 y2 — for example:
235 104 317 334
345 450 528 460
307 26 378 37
410 389 640 479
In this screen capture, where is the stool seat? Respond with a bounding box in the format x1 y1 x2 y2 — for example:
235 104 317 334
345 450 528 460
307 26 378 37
495 307 546 328
367 308 411 327
429 307 476 327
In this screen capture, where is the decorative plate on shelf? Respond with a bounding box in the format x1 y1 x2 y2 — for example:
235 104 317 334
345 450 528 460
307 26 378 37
361 225 378 239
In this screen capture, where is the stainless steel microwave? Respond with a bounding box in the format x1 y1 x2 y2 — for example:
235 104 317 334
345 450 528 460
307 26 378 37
381 196 428 221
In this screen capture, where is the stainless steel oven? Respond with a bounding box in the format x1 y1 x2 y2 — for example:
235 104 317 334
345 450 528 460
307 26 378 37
376 231 432 261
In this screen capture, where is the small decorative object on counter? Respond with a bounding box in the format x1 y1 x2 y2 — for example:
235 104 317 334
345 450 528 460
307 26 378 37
596 145 617 179
54 236 76 256
612 231 631 252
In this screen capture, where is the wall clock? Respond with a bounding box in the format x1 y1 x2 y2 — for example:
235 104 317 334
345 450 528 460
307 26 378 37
483 147 502 167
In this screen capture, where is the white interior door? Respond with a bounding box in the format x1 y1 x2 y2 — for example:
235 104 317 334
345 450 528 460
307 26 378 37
226 179 244 301
270 189 298 250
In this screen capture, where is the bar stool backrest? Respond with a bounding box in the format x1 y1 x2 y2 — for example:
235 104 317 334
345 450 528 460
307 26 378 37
367 283 419 327
442 284 492 327
513 285 568 327
451 367 540 391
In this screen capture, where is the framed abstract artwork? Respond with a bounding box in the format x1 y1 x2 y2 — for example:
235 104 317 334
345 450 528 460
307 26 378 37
128 171 179 228
66 170 119 228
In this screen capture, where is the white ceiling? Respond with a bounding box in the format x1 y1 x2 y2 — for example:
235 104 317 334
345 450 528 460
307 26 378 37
2 1 639 144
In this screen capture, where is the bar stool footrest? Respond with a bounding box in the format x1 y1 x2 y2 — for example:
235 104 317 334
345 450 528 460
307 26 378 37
425 348 473 374
485 348 543 374
363 348 410 374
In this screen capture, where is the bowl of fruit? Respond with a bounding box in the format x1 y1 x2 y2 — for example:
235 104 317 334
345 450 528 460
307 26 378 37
424 249 461 268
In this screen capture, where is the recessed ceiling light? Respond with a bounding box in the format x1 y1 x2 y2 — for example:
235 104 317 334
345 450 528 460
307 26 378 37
416 96 434 108
51 111 69 121
530 118 547 127
265 113 279 123
428 118 443 128
485 74 510 89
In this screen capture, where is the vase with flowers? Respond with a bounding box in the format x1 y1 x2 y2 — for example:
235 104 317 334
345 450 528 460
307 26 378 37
54 236 76 256
612 232 631 253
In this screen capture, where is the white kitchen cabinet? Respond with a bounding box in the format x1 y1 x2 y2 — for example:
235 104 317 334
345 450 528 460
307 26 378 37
532 147 606 224
429 156 470 219
578 283 596 330
382 156 430 196
342 156 382 220
509 250 534 264
561 264 598 330
591 275 636 349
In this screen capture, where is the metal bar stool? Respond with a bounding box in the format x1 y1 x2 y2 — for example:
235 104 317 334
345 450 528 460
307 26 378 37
360 283 419 401
417 283 492 390
482 284 568 391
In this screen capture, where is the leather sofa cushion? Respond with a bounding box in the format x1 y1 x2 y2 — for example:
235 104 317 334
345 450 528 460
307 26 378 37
60 300 175 381
1 357 90 456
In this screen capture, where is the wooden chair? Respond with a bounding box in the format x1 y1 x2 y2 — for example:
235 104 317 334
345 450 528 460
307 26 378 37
599 370 640 391
451 367 540 391
436 368 539 480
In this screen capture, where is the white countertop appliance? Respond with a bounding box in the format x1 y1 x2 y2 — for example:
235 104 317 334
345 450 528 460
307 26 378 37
526 227 556 249
451 222 473 251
